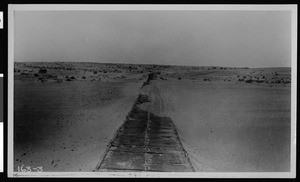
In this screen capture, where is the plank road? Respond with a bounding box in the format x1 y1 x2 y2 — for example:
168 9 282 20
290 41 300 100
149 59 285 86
95 105 195 172
95 73 194 172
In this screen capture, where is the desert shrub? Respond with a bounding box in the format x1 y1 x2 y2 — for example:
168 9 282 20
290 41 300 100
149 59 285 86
47 75 55 78
245 79 253 83
136 94 150 104
82 76 86 79
34 73 39 77
93 71 98 74
70 76 76 79
39 68 47 74
204 78 210 81
178 77 182 80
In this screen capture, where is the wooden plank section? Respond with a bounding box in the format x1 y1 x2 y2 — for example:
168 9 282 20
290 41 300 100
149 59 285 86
95 73 194 172
95 105 195 172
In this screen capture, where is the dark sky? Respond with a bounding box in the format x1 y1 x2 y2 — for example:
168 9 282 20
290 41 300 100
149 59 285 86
14 10 291 67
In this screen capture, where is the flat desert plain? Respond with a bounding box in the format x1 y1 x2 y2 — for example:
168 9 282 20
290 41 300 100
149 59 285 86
14 62 291 172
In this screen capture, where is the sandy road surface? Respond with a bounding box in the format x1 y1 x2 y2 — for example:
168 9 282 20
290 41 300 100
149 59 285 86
157 79 291 172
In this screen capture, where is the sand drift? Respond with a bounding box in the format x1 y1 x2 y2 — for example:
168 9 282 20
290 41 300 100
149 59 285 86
95 74 195 172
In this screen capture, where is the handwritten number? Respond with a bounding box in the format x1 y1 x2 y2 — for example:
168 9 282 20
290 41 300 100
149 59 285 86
17 165 43 172
36 167 43 172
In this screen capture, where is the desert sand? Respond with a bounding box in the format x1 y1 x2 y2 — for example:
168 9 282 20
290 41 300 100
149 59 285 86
14 62 291 172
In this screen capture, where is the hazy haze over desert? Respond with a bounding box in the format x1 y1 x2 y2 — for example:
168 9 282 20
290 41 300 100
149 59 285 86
13 9 292 173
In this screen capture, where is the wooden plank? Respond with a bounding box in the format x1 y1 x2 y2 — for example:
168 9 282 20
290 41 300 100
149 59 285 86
95 106 194 172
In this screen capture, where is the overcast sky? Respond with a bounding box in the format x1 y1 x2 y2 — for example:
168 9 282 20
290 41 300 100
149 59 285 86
14 10 291 67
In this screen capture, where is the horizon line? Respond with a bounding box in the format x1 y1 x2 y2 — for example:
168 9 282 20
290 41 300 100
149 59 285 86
14 61 291 69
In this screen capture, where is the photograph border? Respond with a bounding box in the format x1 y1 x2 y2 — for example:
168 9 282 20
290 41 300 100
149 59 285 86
7 4 297 178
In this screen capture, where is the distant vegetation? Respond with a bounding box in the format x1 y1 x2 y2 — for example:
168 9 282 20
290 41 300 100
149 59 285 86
14 62 290 86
